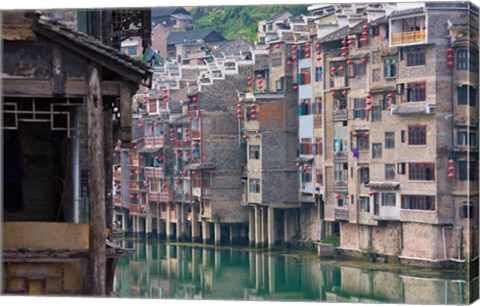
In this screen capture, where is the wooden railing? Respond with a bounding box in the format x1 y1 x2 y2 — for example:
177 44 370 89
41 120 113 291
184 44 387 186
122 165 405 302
113 170 122 181
391 30 426 46
332 110 348 121
159 191 171 202
113 195 122 206
129 181 140 191
144 136 164 147
330 76 345 89
144 167 164 179
149 191 160 202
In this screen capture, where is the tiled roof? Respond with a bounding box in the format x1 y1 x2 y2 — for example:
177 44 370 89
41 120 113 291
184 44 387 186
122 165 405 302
349 20 368 35
152 7 189 18
167 29 224 45
35 16 153 87
390 7 424 18
318 25 349 43
266 11 292 22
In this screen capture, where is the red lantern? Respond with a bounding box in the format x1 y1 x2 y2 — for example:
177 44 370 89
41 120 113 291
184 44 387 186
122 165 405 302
362 31 368 36
133 145 138 150
387 93 394 98
292 56 297 61
275 44 281 49
154 122 159 126
448 173 455 178
251 109 257 113
193 97 198 102
341 40 347 45
305 48 311 53
112 153 117 157
449 159 455 165
339 66 345 71
163 94 169 99
341 52 347 57
247 81 253 86
368 192 374 197
331 67 337 72
305 42 311 47
247 76 253 81
129 173 134 178
365 132 370 136
258 79 263 84
237 103 242 108
387 107 391 111
352 131 359 137
162 88 168 93
305 53 311 58
266 46 270 51
447 61 454 67
129 195 133 199
293 85 298 90
348 40 354 45
447 48 454 53
361 58 368 64
346 195 349 199
341 46 348 51
258 85 263 89
296 162 301 168
292 45 298 50
170 133 175 137
366 106 372 111
365 93 372 99
316 57 321 61
347 60 353 65
316 44 321 49
316 50 322 55
257 74 263 79
342 90 348 96
448 166 455 172
287 61 293 65
304 164 309 169
330 92 336 97
292 50 297 55
185 133 189 137
138 123 143 128
195 116 200 121
388 99 393 105
192 142 199 147
242 135 249 140
237 114 242 119
366 100 372 105
362 24 369 30
251 103 257 108
143 89 148 94
254 134 261 138
183 170 188 175
251 114 257 119
335 194 341 199
188 116 193 121
447 54 454 60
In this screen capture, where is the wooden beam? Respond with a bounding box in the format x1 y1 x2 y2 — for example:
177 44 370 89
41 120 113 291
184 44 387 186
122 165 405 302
119 81 134 146
104 106 113 237
87 63 106 296
2 79 120 96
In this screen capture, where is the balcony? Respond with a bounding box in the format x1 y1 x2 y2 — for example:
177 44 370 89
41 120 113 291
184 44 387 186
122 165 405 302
334 207 349 221
330 76 346 89
144 136 164 148
144 167 164 179
149 191 160 202
333 151 348 163
113 170 122 181
332 110 348 121
130 204 147 216
334 181 348 193
391 30 426 46
129 157 139 166
159 191 171 202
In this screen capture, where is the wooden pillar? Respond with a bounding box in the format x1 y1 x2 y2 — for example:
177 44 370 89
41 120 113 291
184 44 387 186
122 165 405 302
202 221 210 244
214 222 221 245
119 82 133 146
104 106 113 237
254 206 262 247
87 63 106 296
268 207 276 249
191 205 200 242
249 208 255 245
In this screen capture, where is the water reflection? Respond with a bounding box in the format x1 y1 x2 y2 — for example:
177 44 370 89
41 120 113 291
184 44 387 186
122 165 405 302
113 239 469 303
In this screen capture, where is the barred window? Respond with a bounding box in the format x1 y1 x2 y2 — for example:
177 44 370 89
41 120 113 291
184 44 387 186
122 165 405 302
357 133 369 150
384 57 396 77
457 85 477 106
408 163 435 181
249 145 260 159
372 143 382 159
381 193 396 207
457 49 478 72
459 205 474 219
385 164 396 180
407 47 425 66
385 132 395 148
407 82 426 102
360 167 370 184
360 197 370 212
408 126 426 145
459 161 477 181
401 195 435 211
249 179 261 193
315 67 323 82
372 106 382 122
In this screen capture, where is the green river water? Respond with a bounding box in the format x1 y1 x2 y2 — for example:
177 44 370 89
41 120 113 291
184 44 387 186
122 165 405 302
113 238 474 303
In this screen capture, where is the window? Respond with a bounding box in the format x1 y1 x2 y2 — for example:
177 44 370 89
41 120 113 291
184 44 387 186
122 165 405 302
371 26 380 37
457 49 479 72
334 163 348 181
357 133 369 150
249 146 260 159
372 143 382 159
314 138 323 155
300 138 312 155
351 62 366 77
459 205 474 219
457 131 477 147
360 197 370 212
381 193 396 207
457 85 477 106
299 99 311 116
384 57 396 77
316 170 323 184
406 82 426 102
353 98 367 119
407 47 425 66
408 126 426 145
408 163 435 181
128 47 138 56
398 162 406 174
249 179 260 193
359 167 369 183
302 169 312 183
385 132 395 149
401 130 406 143
401 195 435 211
459 161 477 181
299 68 311 85
372 106 382 121
276 79 284 91
312 97 322 115
315 67 323 82
385 164 396 180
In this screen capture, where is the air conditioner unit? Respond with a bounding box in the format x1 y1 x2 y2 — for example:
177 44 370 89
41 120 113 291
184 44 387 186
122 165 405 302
426 103 436 114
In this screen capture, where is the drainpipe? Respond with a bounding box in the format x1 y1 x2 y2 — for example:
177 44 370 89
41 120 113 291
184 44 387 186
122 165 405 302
72 108 80 223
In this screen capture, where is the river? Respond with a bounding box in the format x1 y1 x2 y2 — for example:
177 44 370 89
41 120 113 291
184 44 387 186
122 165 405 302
113 238 471 303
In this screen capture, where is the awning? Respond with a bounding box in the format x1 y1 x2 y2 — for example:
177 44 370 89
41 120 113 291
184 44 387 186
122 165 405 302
184 163 215 171
366 181 400 190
